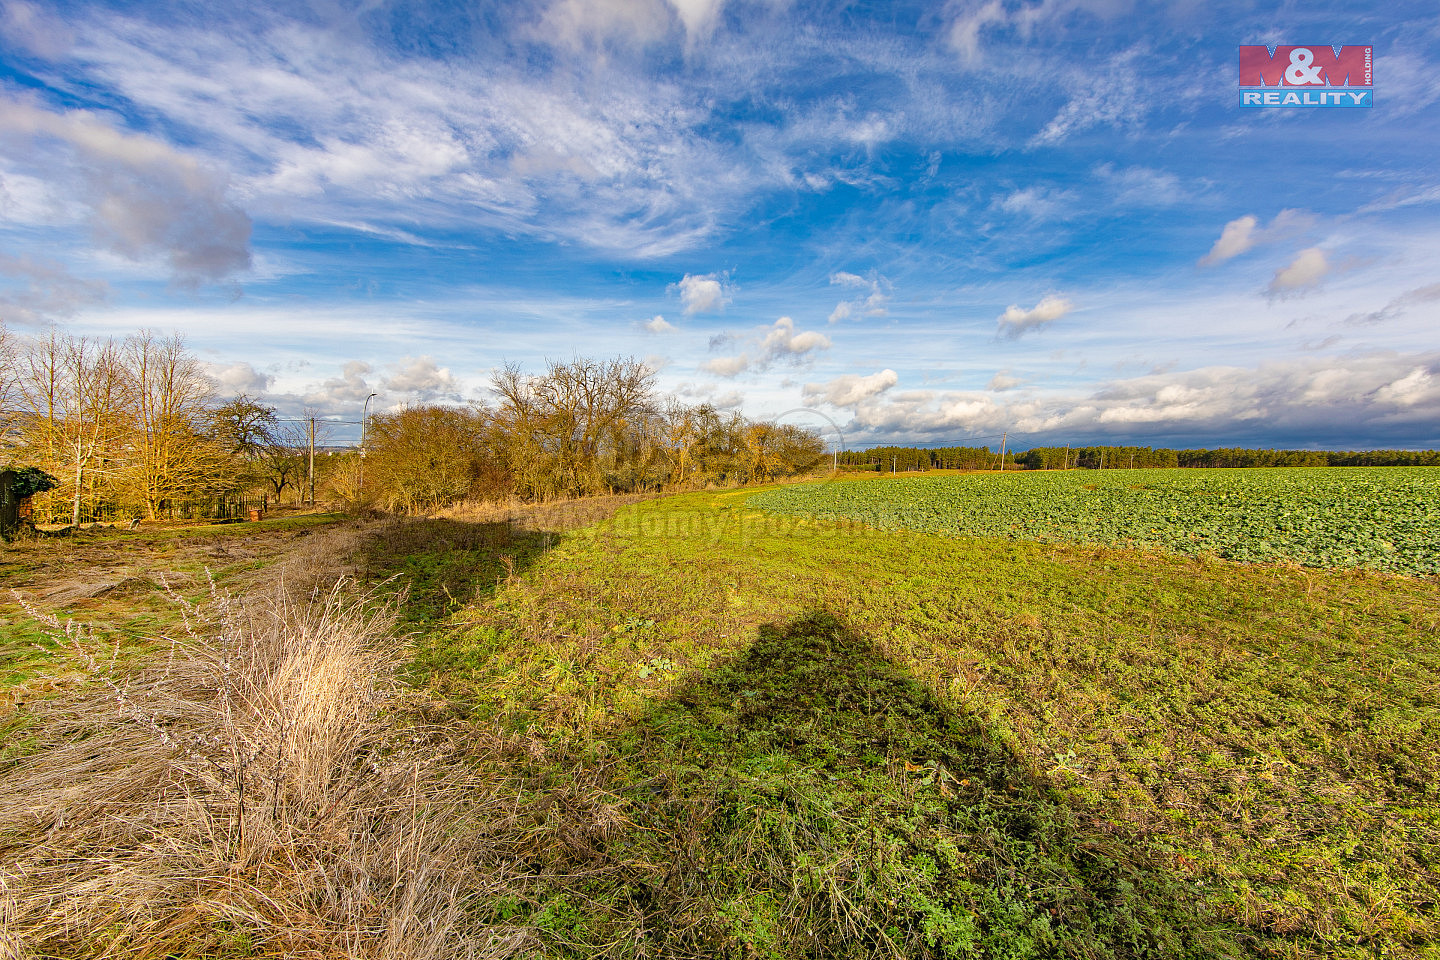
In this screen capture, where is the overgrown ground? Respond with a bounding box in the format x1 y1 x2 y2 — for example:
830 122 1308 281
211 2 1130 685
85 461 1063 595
0 514 353 705
3 482 1437 958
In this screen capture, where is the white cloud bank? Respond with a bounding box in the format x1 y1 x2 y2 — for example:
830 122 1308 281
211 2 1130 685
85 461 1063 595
802 368 898 408
831 352 1440 447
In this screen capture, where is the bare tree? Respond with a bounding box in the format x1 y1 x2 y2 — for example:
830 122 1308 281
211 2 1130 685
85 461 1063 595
364 405 489 513
0 319 14 415
123 331 227 519
490 357 655 498
17 329 131 524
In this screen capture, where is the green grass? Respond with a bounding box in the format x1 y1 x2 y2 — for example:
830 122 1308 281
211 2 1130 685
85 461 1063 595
400 488 1440 958
749 468 1440 575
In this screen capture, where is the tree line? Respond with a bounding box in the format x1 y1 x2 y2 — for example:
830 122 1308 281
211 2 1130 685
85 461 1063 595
366 357 826 512
0 322 828 522
840 443 1440 472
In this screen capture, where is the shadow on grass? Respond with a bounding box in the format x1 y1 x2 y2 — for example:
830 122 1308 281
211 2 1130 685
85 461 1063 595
358 519 556 626
558 611 1235 959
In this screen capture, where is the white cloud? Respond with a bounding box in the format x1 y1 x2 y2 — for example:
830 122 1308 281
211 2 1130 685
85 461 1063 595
677 272 730 314
761 315 830 358
802 368 898 408
996 294 1073 339
1199 209 1315 267
536 0 727 50
827 270 890 323
1198 214 1258 266
1029 49 1145 147
1094 163 1184 206
988 370 1023 391
946 0 1008 66
995 185 1077 220
642 314 675 333
836 352 1440 446
206 360 272 397
0 1 72 59
1374 367 1432 406
384 355 461 400
703 315 831 377
0 98 252 283
1266 247 1329 297
700 353 750 377
304 360 375 408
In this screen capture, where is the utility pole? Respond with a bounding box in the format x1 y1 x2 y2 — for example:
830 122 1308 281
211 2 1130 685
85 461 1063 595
998 431 1008 472
308 417 316 507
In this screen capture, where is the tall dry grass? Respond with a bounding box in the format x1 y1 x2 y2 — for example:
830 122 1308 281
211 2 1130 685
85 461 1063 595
0 580 544 959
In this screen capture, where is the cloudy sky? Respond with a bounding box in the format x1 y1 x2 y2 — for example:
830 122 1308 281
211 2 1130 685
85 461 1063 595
1 0 1438 449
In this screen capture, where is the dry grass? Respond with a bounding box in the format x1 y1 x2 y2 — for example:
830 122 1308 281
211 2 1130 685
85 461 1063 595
433 493 657 533
0 576 556 960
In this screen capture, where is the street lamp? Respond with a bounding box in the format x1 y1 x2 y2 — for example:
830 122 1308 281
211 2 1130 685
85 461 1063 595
360 393 377 495
362 393 378 447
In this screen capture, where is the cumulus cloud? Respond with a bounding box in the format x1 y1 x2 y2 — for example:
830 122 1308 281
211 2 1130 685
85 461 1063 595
0 252 107 324
642 314 675 333
996 294 1073 339
677 272 730 314
1198 215 1258 266
700 353 750 377
1266 247 1329 298
1199 209 1314 266
0 99 252 283
827 271 890 323
703 316 831 377
304 360 375 408
987 370 1023 391
384 355 461 400
206 360 272 397
802 369 898 408
1343 282 1440 326
761 315 831 358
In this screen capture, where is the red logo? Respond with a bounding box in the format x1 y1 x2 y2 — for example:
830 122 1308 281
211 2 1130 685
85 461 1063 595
1239 45 1372 87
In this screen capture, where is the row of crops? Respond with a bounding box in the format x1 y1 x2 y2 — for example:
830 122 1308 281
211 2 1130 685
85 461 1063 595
749 467 1440 575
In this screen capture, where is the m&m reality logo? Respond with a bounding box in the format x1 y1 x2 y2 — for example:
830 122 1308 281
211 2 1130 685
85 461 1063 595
1239 45 1372 108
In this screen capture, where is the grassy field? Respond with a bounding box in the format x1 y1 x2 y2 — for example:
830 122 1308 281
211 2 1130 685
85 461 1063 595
750 468 1440 575
3 477 1438 958
411 482 1440 959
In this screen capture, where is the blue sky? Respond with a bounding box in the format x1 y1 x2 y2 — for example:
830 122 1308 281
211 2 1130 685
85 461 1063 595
1 0 1438 449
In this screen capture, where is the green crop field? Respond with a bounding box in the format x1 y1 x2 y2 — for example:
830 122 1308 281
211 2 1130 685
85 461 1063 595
750 467 1440 576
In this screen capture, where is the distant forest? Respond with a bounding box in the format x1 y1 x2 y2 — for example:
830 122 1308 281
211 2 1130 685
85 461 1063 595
840 445 1440 472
